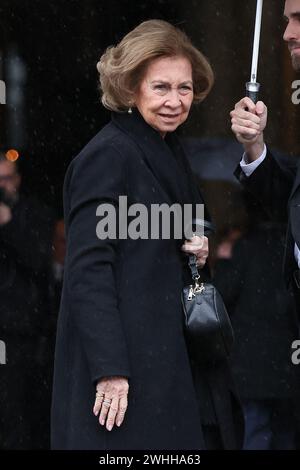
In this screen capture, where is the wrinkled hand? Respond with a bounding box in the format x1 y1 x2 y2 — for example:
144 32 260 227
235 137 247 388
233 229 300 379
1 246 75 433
230 97 267 147
181 235 209 268
93 376 129 431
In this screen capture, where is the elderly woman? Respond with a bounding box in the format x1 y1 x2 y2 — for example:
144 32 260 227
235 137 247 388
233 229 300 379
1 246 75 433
51 20 242 450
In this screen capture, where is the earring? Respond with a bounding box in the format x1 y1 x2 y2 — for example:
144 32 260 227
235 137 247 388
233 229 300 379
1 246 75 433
128 107 132 114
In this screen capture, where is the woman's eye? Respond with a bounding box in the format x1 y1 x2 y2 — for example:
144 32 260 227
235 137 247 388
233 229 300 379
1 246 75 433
154 84 168 91
180 85 192 92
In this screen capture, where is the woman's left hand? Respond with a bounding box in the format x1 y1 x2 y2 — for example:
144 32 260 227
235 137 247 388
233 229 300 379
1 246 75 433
181 235 209 268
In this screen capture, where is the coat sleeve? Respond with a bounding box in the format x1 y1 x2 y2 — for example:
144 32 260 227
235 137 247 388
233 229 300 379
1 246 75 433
64 140 131 384
234 149 296 224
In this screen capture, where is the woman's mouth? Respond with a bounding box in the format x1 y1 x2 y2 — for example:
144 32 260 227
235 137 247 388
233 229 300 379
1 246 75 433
158 113 180 119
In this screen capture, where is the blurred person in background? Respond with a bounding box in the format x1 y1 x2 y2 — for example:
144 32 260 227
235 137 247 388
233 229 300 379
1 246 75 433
0 152 54 449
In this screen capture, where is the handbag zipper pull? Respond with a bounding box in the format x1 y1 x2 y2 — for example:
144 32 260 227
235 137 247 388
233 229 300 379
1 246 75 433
188 285 195 301
194 279 205 294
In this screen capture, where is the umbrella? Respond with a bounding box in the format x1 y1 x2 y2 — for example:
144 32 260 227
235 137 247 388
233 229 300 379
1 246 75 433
246 0 264 103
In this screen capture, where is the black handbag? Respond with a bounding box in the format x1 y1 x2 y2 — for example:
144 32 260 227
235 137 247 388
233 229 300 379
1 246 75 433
182 254 234 364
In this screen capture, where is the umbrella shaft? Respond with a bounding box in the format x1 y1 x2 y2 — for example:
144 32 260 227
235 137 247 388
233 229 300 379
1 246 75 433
250 0 263 82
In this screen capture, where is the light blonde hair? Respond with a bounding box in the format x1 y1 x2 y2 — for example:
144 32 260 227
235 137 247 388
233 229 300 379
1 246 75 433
97 19 214 112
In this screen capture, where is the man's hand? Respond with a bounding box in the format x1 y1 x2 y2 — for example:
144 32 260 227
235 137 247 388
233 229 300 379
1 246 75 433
181 235 209 268
230 97 268 162
93 376 129 431
0 203 12 225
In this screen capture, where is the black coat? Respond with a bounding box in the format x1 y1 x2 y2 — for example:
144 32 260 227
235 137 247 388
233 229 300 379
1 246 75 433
235 150 299 284
52 110 242 450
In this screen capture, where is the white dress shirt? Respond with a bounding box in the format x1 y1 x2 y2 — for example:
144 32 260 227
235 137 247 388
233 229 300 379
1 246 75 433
240 145 300 268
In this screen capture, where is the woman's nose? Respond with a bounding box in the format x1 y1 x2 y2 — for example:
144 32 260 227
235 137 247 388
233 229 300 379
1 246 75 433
165 89 182 107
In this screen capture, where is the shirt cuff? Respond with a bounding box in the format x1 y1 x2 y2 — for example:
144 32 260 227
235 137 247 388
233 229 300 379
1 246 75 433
240 144 267 177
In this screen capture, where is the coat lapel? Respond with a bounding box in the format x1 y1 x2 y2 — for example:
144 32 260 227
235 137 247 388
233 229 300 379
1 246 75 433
111 110 197 206
288 162 300 201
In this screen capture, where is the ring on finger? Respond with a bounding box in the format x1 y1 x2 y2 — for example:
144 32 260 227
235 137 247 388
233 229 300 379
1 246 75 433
103 398 112 407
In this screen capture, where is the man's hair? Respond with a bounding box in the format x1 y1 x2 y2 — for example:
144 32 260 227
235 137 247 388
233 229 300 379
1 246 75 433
97 19 214 112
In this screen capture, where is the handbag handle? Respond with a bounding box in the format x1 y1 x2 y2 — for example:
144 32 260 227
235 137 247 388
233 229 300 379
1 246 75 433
188 255 200 281
185 219 215 239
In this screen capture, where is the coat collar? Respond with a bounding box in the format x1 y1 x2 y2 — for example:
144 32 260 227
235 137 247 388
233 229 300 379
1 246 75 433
289 164 300 202
111 109 199 206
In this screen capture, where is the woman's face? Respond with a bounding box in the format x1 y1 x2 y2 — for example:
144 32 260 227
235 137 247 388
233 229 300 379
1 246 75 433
134 56 194 137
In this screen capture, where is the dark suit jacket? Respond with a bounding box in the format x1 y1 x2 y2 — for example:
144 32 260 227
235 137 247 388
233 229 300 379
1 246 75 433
214 224 299 399
235 149 299 284
52 109 242 450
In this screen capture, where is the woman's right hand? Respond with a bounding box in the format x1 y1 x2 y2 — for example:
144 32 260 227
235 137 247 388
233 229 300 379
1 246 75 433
93 376 129 431
181 235 209 268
